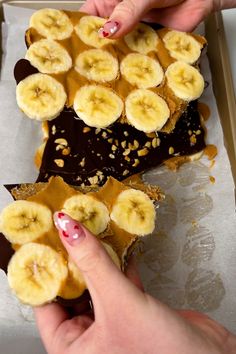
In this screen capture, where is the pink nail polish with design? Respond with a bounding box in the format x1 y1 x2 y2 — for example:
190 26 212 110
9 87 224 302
54 212 85 245
98 20 120 38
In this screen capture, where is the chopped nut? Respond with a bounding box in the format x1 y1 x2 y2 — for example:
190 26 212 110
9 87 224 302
190 134 197 146
115 139 119 146
83 127 91 133
111 145 117 151
132 159 140 167
108 138 113 144
56 144 64 151
188 130 192 136
133 140 139 149
62 147 71 156
97 153 101 157
123 148 131 156
138 148 149 156
128 140 139 150
95 128 101 135
109 153 115 159
196 129 201 135
102 131 107 139
146 132 155 138
124 156 131 162
80 157 85 167
54 138 68 146
96 171 104 181
145 141 151 148
106 128 112 133
121 141 127 149
76 176 82 181
51 125 56 135
124 131 129 137
54 159 64 168
152 137 160 148
88 175 98 185
169 146 174 155
123 169 129 176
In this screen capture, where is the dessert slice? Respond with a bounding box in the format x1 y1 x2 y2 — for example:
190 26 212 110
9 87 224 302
15 9 207 133
0 176 163 306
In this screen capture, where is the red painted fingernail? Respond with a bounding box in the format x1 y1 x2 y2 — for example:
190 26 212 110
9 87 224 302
98 20 120 38
54 212 86 245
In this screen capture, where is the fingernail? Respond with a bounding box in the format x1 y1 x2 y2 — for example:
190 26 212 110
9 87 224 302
54 211 86 245
98 20 120 38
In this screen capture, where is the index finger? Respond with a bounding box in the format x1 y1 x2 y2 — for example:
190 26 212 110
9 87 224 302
80 0 99 15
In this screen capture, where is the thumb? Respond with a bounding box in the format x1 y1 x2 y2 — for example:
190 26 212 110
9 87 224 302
53 211 141 316
98 0 154 38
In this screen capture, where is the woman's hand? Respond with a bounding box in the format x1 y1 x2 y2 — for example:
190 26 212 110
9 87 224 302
80 0 236 36
34 212 236 354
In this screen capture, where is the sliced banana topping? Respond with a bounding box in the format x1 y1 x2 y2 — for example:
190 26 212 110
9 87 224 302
30 8 73 40
165 61 204 101
75 15 115 48
102 242 121 269
62 194 110 235
0 200 53 244
125 89 170 132
7 243 68 306
75 49 119 82
110 189 156 236
16 73 67 121
120 53 163 89
163 30 202 64
124 23 159 54
73 85 123 128
25 39 72 74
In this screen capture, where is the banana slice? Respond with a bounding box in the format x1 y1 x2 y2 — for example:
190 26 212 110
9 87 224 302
163 30 202 64
0 200 53 245
120 53 163 89
30 8 73 40
59 258 86 299
62 194 110 235
165 61 204 101
25 39 72 74
102 242 121 269
110 189 156 236
75 15 115 48
125 89 170 132
8 243 68 306
73 85 123 128
124 23 159 54
75 49 119 82
16 73 67 121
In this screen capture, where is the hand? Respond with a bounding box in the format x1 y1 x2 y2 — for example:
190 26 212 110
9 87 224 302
34 212 236 354
80 0 236 36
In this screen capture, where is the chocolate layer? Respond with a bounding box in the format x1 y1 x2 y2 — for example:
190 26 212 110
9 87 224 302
37 101 206 186
0 233 14 273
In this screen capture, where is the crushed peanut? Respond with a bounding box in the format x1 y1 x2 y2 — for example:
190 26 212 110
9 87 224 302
138 148 149 156
54 159 64 168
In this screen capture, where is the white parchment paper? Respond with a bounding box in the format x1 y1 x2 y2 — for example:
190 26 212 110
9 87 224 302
0 3 236 353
